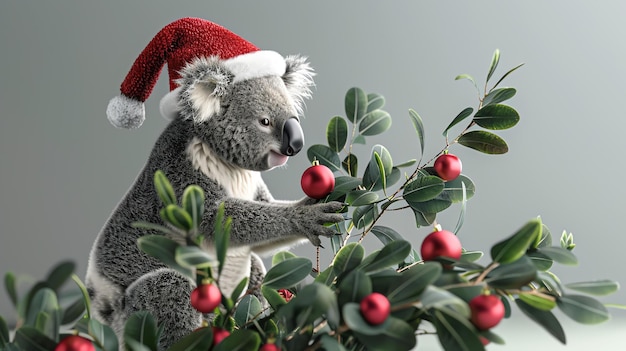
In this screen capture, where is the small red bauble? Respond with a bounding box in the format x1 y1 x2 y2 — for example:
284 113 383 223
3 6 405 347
359 292 391 325
54 335 95 351
190 283 222 313
469 294 506 330
420 229 462 262
301 163 335 199
212 327 230 345
259 343 280 351
434 153 462 181
277 288 294 302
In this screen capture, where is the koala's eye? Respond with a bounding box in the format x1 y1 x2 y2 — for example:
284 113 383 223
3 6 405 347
259 117 271 126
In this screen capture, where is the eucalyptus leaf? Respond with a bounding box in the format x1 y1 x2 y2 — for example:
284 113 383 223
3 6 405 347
370 226 403 245
88 318 119 351
175 246 217 269
344 304 417 351
367 92 386 112
154 170 177 206
395 159 417 168
45 261 75 292
60 296 86 325
124 311 159 351
0 316 9 348
307 144 341 171
286 283 339 328
565 280 620 296
35 311 58 342
518 292 557 311
162 204 193 231
14 327 57 351
25 288 58 328
263 257 312 289
137 235 193 279
345 189 379 206
457 131 509 154
271 251 297 266
528 251 553 272
421 286 470 318
213 329 261 351
515 299 566 344
361 240 412 273
443 107 473 138
486 49 500 83
460 251 483 263
359 110 392 136
4 272 18 307
261 285 288 311
337 269 372 307
213 203 231 276
403 175 445 203
536 224 553 248
443 175 476 203
314 266 337 287
234 295 263 327
332 243 364 276
320 334 348 351
407 194 452 214
482 87 516 106
327 116 348 152
537 246 578 266
490 63 525 91
182 185 204 231
345 87 368 123
230 277 248 302
455 74 479 93
352 204 378 230
413 210 437 227
491 218 542 264
431 308 485 351
473 104 520 130
485 256 537 289
408 109 425 159
374 152 387 191
342 154 358 176
167 327 213 351
386 262 441 305
557 295 610 324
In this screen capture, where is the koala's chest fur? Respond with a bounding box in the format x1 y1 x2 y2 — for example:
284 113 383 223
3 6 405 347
186 137 262 200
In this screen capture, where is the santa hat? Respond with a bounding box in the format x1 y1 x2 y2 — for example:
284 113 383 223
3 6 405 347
106 17 287 129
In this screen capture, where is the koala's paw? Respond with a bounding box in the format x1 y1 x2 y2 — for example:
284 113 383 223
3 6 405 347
295 201 345 247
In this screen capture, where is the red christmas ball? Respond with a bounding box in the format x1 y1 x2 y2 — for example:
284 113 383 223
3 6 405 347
434 153 462 181
359 292 391 325
301 163 335 199
190 283 222 313
469 294 506 330
260 343 280 351
420 229 462 262
54 335 95 351
212 327 230 345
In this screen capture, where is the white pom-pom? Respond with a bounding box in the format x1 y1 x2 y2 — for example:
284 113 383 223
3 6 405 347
159 88 181 121
106 95 145 129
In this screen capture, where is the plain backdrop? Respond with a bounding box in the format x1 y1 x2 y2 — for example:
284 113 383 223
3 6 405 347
1 1 624 350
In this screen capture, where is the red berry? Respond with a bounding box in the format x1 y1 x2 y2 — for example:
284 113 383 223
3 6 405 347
277 289 294 302
54 335 95 351
480 336 491 346
469 294 505 330
301 163 335 199
420 229 462 262
260 343 280 351
190 283 222 313
212 327 230 345
434 153 462 181
359 292 391 325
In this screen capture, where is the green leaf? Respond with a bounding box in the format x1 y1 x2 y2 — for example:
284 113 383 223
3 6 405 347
528 251 553 271
213 329 261 351
486 49 500 83
557 294 610 324
314 266 337 286
25 288 59 328
234 294 263 327
4 273 18 307
338 269 372 307
0 316 9 348
407 194 452 214
386 262 441 305
167 327 213 351
518 292 557 311
213 202 231 276
61 296 86 325
320 334 348 351
413 210 437 227
353 135 366 145
182 185 204 231
515 299 566 344
408 109 425 159
367 93 385 112
473 104 520 130
491 218 542 264
565 280 620 296
281 283 339 329
362 145 393 191
328 176 360 200
352 204 378 229
154 170 177 206
342 302 391 336
443 107 473 138
342 154 358 177
88 318 119 351
443 175 476 203
261 285 288 310
395 159 417 168
327 116 348 152
70 274 91 320
482 87 516 106
361 240 412 273
403 175 445 203
344 304 416 351
374 152 387 191
137 235 193 279
490 63 525 92
460 250 483 263
345 87 368 123
371 226 403 245
230 277 248 302
307 144 341 172
536 224 553 249
35 311 58 341
455 74 479 93
359 110 391 136
263 257 312 289
537 246 578 266
45 261 75 292
421 286 470 317
161 204 193 231
332 243 364 276
175 246 216 269
345 190 379 206
485 256 537 289
271 251 297 266
14 327 57 351
446 285 485 304
431 309 485 351
124 311 159 351
458 131 509 154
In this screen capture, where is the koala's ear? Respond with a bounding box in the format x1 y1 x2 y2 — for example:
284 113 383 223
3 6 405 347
282 55 316 115
177 56 233 123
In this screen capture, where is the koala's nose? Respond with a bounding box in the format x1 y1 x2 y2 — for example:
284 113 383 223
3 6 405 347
281 117 304 156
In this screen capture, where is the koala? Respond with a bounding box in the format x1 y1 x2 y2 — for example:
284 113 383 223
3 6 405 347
85 18 344 349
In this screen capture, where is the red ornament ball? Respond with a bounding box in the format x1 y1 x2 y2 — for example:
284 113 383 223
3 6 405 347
301 163 335 199
359 292 391 325
420 229 462 262
190 283 222 313
259 343 280 351
434 153 462 181
469 294 506 330
54 335 95 351
277 288 294 302
212 327 231 345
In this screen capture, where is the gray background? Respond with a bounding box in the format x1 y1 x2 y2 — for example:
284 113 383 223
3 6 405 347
1 1 624 349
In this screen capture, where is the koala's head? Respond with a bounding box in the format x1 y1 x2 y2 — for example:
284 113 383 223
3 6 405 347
173 54 315 172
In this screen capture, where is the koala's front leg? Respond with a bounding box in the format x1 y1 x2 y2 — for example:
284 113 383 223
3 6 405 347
214 199 345 248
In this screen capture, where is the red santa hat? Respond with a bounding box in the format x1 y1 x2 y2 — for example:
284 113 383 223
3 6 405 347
106 17 287 128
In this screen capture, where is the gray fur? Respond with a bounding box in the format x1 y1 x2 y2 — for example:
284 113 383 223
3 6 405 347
87 56 343 350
